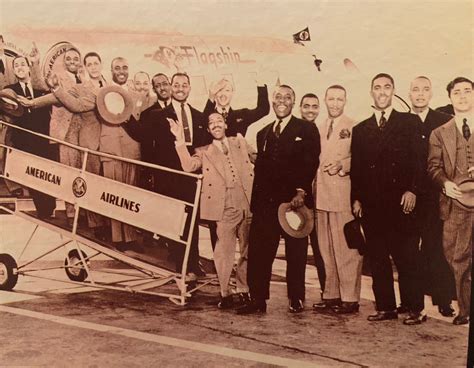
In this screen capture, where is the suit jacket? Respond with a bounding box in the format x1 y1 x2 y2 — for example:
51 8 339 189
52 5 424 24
418 108 451 196
251 115 320 212
124 101 212 201
203 85 270 137
428 118 473 219
176 135 255 221
351 109 423 225
138 99 167 163
315 114 354 212
7 82 51 156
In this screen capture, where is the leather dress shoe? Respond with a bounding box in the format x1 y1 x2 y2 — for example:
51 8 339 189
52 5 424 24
217 295 234 309
236 299 267 315
313 298 341 311
438 304 455 317
367 310 398 321
236 292 251 307
403 312 427 325
396 304 409 314
332 302 359 314
453 315 469 325
289 299 304 313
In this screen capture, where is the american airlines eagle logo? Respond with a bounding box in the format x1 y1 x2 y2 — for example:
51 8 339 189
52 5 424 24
72 177 87 198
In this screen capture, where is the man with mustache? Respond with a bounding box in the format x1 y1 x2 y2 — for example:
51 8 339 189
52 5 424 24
351 73 425 325
238 84 320 314
169 112 255 308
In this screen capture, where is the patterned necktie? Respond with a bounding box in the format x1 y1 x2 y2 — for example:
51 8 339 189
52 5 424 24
379 111 386 130
274 119 283 138
327 119 334 140
181 102 191 144
221 141 229 155
462 118 471 141
75 74 81 84
221 107 228 122
24 82 32 99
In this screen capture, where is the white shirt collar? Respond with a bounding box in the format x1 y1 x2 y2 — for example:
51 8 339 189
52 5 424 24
373 106 393 126
213 137 229 152
216 105 230 114
413 108 429 123
273 114 292 133
19 80 33 96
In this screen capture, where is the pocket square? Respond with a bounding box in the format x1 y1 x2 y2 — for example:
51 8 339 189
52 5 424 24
295 137 302 141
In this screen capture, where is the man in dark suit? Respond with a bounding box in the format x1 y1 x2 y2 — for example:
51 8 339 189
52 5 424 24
408 76 455 317
238 84 320 314
351 73 425 325
124 72 212 276
138 73 172 190
6 56 55 218
202 78 270 251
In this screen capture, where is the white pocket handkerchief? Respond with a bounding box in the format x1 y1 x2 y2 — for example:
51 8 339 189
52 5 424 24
295 137 303 141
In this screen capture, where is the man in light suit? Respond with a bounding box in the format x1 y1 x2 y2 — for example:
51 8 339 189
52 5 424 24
124 72 212 276
202 78 269 251
313 85 362 314
408 76 455 317
170 112 255 308
351 73 425 325
238 84 320 314
428 77 473 326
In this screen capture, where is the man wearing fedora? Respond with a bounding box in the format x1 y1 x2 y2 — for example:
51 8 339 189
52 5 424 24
428 76 473 325
408 76 456 318
351 73 426 325
313 85 363 315
169 112 255 309
238 84 320 314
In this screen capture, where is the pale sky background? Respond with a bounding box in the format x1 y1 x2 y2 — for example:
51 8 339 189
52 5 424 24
1 0 472 119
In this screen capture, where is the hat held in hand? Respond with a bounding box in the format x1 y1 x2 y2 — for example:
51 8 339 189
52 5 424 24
278 203 314 238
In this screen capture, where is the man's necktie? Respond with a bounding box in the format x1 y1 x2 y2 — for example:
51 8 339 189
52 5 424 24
24 82 32 99
181 103 191 144
462 118 471 141
274 119 282 138
221 141 229 155
75 74 81 84
221 107 228 122
327 119 334 140
99 80 104 88
0 59 5 74
379 111 386 130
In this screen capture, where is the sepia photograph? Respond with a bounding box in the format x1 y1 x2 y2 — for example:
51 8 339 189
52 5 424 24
0 0 472 366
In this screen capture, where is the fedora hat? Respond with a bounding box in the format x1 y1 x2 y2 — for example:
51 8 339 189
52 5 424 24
278 203 314 238
455 177 474 210
343 218 366 255
0 89 24 117
96 85 134 125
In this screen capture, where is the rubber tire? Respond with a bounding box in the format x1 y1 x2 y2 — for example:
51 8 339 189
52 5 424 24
65 249 88 282
0 254 18 290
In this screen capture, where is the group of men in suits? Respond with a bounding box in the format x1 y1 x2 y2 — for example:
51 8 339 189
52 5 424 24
1 38 471 324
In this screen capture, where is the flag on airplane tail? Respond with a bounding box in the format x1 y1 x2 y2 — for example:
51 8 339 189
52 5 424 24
293 27 311 45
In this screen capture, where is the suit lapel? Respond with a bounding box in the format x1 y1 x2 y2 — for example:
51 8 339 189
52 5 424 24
278 116 300 155
205 143 226 180
439 119 457 169
258 123 273 153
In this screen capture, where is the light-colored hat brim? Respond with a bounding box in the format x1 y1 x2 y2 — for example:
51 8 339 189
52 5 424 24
277 202 314 239
96 85 134 125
